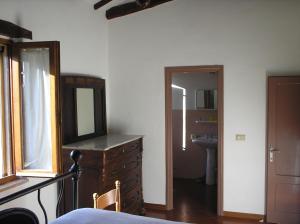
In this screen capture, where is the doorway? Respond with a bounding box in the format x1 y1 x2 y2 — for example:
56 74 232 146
266 76 300 224
165 66 224 216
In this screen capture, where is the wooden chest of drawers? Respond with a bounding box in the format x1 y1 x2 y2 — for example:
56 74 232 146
61 137 144 215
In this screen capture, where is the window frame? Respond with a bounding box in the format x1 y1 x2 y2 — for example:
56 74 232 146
11 41 61 177
0 38 16 183
0 39 61 181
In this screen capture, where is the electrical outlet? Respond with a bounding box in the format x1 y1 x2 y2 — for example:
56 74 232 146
236 134 246 141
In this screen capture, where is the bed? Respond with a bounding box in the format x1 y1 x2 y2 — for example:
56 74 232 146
50 208 184 224
0 150 186 224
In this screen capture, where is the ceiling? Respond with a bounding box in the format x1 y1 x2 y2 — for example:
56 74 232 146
84 0 132 9
85 0 174 20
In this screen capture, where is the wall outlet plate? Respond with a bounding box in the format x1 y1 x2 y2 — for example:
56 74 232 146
236 134 246 141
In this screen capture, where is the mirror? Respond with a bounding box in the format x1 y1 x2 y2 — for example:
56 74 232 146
61 75 107 144
195 89 217 110
76 88 95 136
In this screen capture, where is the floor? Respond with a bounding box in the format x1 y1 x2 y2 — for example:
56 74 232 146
145 178 265 224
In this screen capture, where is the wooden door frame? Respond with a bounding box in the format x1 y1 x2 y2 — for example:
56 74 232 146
265 75 274 222
165 65 224 215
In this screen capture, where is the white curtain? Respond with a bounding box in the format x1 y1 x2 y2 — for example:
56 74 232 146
4 54 12 175
0 51 11 177
0 53 4 177
21 48 52 170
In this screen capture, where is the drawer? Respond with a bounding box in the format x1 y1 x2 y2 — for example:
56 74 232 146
124 185 141 200
123 192 141 209
123 200 142 215
104 139 142 162
104 158 140 176
124 139 142 154
104 145 123 162
63 149 100 170
121 176 141 195
104 152 141 169
122 183 142 214
103 167 140 185
103 171 141 193
104 173 140 191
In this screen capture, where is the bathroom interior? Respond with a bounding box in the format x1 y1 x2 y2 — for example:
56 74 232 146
172 72 218 215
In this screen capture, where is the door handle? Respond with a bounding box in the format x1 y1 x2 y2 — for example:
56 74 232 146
269 144 280 162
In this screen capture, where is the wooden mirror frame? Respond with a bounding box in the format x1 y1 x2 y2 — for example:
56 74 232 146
61 75 107 144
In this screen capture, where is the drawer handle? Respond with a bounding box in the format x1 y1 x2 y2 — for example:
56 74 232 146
123 164 126 169
122 148 125 153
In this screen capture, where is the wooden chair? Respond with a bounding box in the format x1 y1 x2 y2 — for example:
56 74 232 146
93 180 121 212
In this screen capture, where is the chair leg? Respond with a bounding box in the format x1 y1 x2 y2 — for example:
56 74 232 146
115 181 121 212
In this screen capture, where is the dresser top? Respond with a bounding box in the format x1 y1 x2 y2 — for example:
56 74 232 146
62 134 143 151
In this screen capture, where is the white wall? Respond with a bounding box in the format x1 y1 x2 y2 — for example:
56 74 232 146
172 73 217 110
1 0 108 77
108 0 300 214
0 0 108 221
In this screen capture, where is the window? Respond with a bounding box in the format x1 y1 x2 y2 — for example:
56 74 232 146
12 42 61 177
0 39 61 181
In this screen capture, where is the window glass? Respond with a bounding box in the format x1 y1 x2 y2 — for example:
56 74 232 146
0 45 12 177
20 48 52 170
0 48 5 177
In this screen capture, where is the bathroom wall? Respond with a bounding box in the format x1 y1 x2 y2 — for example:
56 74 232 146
172 73 217 178
172 73 217 110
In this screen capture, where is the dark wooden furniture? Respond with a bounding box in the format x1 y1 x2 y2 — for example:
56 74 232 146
60 75 107 144
61 136 144 215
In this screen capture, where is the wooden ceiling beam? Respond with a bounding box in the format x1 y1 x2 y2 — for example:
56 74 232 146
106 0 174 20
0 20 32 39
94 0 114 10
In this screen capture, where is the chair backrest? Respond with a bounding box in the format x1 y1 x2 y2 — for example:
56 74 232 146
0 208 39 224
93 180 121 212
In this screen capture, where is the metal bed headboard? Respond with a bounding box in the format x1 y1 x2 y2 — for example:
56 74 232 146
0 150 81 224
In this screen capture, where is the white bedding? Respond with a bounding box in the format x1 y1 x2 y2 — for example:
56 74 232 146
50 208 186 224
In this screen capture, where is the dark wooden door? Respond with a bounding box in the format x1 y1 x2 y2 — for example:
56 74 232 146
267 76 300 224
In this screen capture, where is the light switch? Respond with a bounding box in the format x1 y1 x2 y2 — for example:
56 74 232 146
236 134 246 141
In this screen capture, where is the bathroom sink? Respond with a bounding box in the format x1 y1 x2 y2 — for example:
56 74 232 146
191 134 218 148
191 134 218 185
